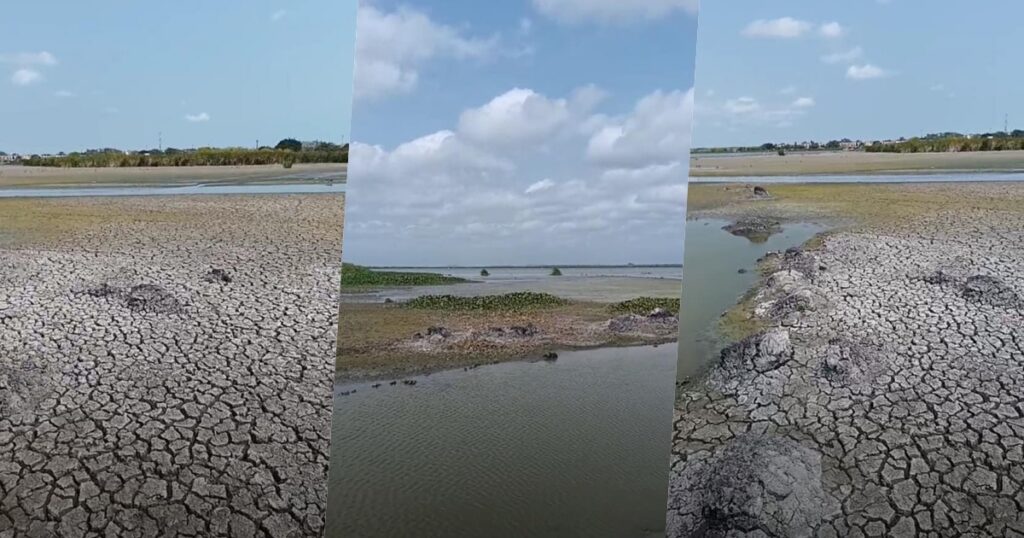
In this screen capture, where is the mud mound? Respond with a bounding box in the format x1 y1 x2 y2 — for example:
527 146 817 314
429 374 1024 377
608 310 678 333
125 284 182 314
816 337 884 386
667 434 840 537
962 275 1020 307
723 218 782 243
203 268 232 284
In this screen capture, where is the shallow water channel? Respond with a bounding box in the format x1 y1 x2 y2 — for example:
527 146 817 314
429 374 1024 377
676 219 825 381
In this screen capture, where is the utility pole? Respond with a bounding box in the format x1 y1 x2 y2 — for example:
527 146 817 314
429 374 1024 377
158 132 162 151
1005 114 1009 135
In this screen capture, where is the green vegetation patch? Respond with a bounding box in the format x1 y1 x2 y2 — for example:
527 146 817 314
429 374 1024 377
340 264 467 288
608 297 680 315
405 292 568 312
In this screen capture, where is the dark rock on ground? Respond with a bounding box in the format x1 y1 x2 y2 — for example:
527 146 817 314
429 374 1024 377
723 218 783 243
124 283 181 314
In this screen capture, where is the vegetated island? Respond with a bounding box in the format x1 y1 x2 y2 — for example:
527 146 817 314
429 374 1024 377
336 264 681 381
668 178 1024 535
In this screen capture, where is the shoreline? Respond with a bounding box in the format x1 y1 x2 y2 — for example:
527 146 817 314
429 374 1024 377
335 297 680 383
669 180 1024 535
0 163 346 188
690 149 1024 177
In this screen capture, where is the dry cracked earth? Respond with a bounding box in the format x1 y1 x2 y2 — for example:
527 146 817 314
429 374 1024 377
669 183 1024 537
0 195 344 537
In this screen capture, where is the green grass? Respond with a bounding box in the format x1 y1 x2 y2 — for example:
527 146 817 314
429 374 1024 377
608 297 680 315
340 263 467 288
404 292 568 312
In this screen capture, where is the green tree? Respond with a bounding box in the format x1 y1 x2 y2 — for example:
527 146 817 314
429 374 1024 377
275 138 302 151
550 267 562 276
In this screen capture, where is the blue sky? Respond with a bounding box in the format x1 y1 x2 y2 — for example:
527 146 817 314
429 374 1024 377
694 1 1024 147
0 1 356 155
345 0 698 266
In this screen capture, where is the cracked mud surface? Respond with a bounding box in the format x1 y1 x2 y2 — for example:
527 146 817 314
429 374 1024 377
0 194 344 537
670 182 1024 537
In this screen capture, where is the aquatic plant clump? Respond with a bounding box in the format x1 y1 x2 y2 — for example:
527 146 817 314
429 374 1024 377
340 264 467 287
405 292 569 312
609 297 681 315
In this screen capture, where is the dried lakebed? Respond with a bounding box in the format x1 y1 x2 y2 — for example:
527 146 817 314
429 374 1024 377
0 194 344 537
668 181 1024 537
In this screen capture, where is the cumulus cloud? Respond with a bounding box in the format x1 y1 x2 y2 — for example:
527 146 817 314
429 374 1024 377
458 89 573 147
354 5 495 101
11 69 41 86
345 86 694 265
184 112 210 122
821 46 863 64
741 17 812 39
532 0 698 24
818 22 845 38
792 96 815 107
846 64 888 80
586 88 694 168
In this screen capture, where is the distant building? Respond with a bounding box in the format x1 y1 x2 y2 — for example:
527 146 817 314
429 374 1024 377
0 153 18 164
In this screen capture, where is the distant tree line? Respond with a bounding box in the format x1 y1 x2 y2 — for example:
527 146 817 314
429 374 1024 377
866 131 1024 153
693 138 858 154
19 139 348 167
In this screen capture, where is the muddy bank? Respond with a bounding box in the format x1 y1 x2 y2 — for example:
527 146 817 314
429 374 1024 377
669 181 1024 536
0 194 344 536
337 301 679 382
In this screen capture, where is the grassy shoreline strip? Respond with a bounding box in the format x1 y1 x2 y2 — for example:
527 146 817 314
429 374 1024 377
340 263 467 287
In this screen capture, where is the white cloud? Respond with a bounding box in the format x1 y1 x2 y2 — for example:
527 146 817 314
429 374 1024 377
458 89 573 148
11 69 41 86
779 86 796 95
699 94 813 129
821 46 863 64
520 18 533 34
0 51 57 66
54 90 75 98
345 86 694 265
532 0 698 24
185 112 211 122
818 22 845 38
741 17 812 39
586 88 693 168
525 179 555 194
355 5 495 101
270 9 287 22
724 97 760 114
846 64 888 80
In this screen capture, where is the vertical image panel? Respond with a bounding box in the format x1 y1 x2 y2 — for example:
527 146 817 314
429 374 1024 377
669 2 1024 537
0 2 354 536
329 1 698 536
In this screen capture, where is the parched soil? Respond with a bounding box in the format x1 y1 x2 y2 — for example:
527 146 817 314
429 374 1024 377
336 301 679 382
670 181 1024 537
0 194 344 537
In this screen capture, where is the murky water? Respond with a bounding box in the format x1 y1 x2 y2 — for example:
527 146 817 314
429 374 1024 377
342 266 682 304
326 343 677 538
676 219 824 381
